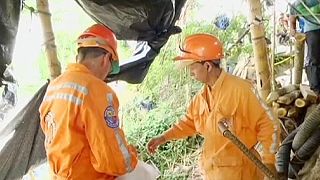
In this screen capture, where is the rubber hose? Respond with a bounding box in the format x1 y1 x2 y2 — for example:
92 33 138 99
288 162 303 180
276 128 299 174
288 128 320 178
296 127 320 161
292 104 320 151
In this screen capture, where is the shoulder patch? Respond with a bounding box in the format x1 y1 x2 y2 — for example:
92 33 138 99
104 106 119 128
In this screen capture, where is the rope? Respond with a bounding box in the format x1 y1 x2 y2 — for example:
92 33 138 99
274 56 292 66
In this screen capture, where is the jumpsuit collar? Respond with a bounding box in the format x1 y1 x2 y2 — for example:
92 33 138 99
198 70 227 112
67 63 91 74
201 69 227 95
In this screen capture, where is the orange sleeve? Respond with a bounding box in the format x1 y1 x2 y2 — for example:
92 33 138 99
246 86 279 164
163 99 197 141
81 90 137 176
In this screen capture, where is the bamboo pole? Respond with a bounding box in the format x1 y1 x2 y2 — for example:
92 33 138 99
271 0 276 91
36 0 61 79
247 0 271 100
277 107 288 117
293 33 306 84
266 84 298 104
295 98 307 108
277 90 301 105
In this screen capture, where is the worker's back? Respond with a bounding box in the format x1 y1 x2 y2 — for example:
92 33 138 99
39 63 118 180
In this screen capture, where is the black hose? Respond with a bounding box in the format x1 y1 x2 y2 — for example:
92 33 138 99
292 104 320 151
276 128 299 174
288 127 320 178
295 128 320 161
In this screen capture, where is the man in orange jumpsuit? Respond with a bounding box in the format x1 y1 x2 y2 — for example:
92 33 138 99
147 34 279 180
39 24 137 179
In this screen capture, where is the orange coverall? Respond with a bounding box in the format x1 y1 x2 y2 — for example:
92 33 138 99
39 63 137 180
163 70 278 180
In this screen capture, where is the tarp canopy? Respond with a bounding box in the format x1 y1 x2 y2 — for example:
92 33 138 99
0 0 21 85
1 0 186 84
0 83 48 180
0 0 186 179
75 0 185 83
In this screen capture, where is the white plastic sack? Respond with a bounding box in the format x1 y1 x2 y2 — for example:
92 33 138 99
116 160 160 180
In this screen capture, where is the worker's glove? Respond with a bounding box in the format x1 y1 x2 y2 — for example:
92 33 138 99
264 163 279 180
147 135 166 155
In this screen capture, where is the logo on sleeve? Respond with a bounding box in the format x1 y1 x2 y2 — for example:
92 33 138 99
104 106 119 128
44 111 57 146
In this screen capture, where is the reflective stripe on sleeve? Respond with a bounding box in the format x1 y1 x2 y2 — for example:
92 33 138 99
114 128 133 172
48 82 88 95
44 93 83 106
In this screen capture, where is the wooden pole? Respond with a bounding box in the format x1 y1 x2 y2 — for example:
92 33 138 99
293 33 306 85
36 0 61 79
271 0 276 91
247 0 271 100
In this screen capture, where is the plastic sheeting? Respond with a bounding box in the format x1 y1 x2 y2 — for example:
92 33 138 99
0 66 18 122
0 0 21 84
0 83 48 180
0 0 185 84
75 0 185 83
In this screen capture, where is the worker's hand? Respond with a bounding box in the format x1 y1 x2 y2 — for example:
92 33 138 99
147 135 166 155
264 163 278 180
128 144 138 156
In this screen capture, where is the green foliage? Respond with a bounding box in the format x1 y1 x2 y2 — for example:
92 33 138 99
123 100 203 179
181 15 253 62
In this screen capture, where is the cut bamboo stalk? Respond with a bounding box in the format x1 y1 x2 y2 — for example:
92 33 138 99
266 84 299 104
300 84 318 104
277 90 301 105
277 107 288 118
37 0 61 79
295 98 307 108
287 106 299 118
247 0 271 100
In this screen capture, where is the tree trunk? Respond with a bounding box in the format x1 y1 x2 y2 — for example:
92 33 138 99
247 0 271 100
36 0 61 79
293 33 306 84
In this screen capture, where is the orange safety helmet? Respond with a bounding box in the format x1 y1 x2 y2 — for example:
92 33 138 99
77 24 120 74
175 34 224 68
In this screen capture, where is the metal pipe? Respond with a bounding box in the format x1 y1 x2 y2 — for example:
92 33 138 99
218 120 278 179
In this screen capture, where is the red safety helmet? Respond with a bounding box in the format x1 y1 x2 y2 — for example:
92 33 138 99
77 24 118 61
